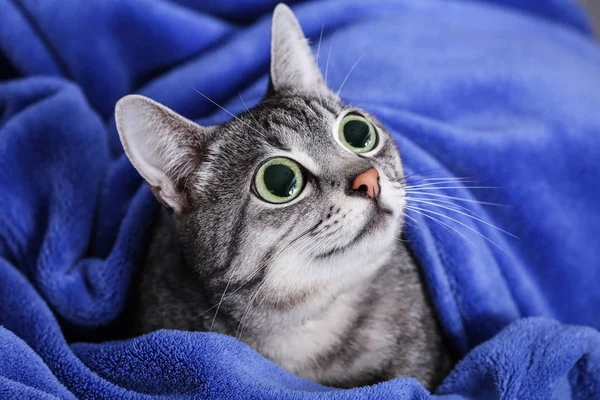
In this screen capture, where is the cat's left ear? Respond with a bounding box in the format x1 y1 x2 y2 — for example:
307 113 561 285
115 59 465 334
268 4 327 94
115 95 213 213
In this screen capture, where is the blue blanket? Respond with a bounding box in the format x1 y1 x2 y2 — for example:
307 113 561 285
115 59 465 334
1 0 600 398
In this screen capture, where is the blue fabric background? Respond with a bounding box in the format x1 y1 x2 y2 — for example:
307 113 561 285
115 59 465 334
1 0 600 398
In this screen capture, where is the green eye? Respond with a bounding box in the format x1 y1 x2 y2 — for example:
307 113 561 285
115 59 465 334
254 157 305 204
339 113 377 153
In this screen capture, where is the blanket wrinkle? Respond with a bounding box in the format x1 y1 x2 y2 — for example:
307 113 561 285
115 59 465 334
1 0 600 398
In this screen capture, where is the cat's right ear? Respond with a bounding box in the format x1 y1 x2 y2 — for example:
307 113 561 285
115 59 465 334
115 95 212 212
268 4 327 94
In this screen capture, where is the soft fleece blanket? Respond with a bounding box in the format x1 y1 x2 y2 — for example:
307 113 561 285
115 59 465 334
1 0 600 398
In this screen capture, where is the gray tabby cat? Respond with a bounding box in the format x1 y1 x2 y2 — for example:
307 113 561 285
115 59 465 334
115 4 451 390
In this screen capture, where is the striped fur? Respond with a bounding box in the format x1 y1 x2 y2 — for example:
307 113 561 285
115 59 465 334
118 4 452 390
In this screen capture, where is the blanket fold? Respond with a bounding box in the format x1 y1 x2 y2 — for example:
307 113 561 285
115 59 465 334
1 0 600 398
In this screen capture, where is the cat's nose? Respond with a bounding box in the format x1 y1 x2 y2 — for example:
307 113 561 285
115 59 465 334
352 168 380 199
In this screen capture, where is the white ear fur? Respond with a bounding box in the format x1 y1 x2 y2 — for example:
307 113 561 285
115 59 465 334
115 95 207 212
270 4 326 93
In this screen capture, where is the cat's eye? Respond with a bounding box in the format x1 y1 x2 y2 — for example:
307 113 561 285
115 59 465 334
338 113 378 153
254 157 305 204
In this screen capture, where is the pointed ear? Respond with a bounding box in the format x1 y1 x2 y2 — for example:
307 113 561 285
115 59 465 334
115 95 211 212
269 4 326 94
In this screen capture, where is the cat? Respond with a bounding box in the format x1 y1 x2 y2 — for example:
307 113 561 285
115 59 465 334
115 3 452 390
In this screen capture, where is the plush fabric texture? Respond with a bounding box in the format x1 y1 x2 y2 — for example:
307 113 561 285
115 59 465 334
1 0 600 398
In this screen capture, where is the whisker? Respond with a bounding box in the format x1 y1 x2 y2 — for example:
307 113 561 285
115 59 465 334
268 233 323 313
209 274 233 331
405 206 476 247
392 180 471 191
396 174 472 185
196 219 323 320
406 186 501 191
337 54 365 96
407 197 485 219
262 234 319 310
391 168 446 184
196 268 259 319
234 228 320 339
408 177 474 184
421 177 475 181
238 93 268 136
314 230 341 260
324 30 337 86
403 213 426 231
236 280 268 339
204 229 270 325
406 191 507 207
406 198 517 238
407 205 511 254
315 23 324 63
194 89 265 138
404 179 479 190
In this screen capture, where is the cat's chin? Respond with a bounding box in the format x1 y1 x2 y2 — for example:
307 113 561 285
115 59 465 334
313 206 399 269
264 207 400 297
315 206 395 259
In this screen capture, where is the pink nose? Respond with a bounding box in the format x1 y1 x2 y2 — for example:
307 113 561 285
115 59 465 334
352 168 380 199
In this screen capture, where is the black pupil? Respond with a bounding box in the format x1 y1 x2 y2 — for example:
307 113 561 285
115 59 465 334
343 119 372 148
264 164 297 197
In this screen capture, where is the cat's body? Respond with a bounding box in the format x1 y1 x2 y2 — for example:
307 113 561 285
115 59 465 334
133 208 450 388
117 4 452 390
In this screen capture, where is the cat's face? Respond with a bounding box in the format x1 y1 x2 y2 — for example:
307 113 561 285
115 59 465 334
116 5 406 304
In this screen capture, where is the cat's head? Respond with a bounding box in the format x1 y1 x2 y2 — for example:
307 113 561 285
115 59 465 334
116 4 406 304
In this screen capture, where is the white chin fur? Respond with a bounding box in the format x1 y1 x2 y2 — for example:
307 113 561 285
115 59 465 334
266 176 405 298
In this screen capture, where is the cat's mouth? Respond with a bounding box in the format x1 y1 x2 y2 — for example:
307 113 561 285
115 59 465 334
315 203 394 259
